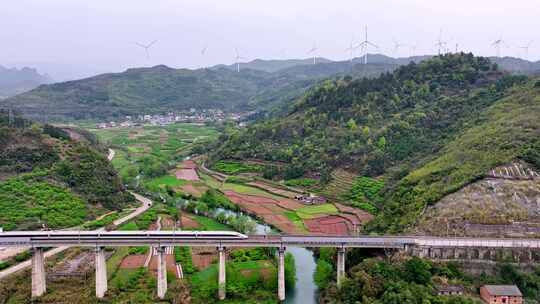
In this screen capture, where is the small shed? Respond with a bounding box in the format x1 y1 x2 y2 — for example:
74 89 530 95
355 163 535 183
436 285 464 296
480 285 523 304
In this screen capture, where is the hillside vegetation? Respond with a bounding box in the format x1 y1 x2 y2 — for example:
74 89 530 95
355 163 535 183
1 59 407 122
212 53 540 233
0 110 133 230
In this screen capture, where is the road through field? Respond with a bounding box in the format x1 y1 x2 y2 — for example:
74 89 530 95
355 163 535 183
0 192 152 280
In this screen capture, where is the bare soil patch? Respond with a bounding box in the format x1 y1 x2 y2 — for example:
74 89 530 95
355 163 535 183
180 160 198 169
335 203 374 224
224 190 300 234
148 254 177 274
175 168 199 181
119 254 147 269
191 247 217 270
304 215 352 235
180 214 200 229
181 184 206 197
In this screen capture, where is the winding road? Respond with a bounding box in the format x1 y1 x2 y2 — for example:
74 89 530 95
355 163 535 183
0 147 152 280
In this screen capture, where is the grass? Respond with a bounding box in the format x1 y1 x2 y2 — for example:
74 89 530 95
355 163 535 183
91 123 219 186
199 173 222 189
222 183 281 199
212 160 263 175
295 204 338 219
107 247 130 280
191 215 232 231
284 211 308 232
145 175 186 190
190 260 277 303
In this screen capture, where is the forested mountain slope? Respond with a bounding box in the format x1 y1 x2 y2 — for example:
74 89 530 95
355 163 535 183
0 110 133 230
4 54 537 122
1 60 400 122
213 53 540 233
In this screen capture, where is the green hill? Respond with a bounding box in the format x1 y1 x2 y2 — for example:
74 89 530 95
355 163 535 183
212 53 540 233
0 59 409 122
0 110 133 230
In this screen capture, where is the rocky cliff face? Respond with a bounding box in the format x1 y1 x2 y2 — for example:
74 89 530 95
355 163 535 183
415 162 540 237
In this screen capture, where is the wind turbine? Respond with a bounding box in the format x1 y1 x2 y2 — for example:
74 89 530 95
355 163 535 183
135 40 158 59
345 38 360 63
491 36 508 57
392 38 407 56
434 29 447 55
409 43 418 57
519 41 533 60
234 48 246 72
358 26 378 64
201 45 208 56
307 42 318 64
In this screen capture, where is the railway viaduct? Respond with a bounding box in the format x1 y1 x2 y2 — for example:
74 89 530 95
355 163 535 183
2 231 540 301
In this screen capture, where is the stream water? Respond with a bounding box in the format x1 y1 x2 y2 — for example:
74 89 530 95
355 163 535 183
214 208 318 304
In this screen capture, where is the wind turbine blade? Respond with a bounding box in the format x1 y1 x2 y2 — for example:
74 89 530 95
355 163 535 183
135 42 146 48
148 40 158 48
367 41 379 48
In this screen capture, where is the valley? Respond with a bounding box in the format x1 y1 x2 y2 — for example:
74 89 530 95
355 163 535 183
1 53 539 304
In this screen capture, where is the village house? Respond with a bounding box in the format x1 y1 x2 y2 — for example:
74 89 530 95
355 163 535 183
294 194 327 205
435 285 464 296
480 285 522 304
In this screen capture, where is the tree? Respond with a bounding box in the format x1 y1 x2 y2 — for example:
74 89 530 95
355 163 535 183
314 260 334 289
284 253 296 289
347 118 358 131
404 257 432 284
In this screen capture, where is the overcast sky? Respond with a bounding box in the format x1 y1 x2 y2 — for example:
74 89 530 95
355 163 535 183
1 0 539 80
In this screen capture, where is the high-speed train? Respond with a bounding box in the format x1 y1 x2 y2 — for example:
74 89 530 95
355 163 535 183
0 230 248 247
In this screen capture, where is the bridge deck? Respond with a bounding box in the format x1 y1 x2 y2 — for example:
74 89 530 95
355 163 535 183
1 231 540 249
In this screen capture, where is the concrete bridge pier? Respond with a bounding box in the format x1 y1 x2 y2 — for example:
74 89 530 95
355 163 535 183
95 247 108 298
278 247 286 302
31 247 46 298
336 247 346 287
218 246 226 300
157 246 167 299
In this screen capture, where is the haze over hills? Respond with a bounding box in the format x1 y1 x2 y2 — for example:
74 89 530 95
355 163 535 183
2 53 540 122
0 56 400 121
0 65 52 99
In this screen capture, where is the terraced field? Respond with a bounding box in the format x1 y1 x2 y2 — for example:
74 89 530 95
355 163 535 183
320 169 357 202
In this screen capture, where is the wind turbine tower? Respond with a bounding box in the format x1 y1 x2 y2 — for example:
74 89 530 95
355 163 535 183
358 26 378 64
392 38 407 56
234 48 246 72
491 36 507 57
519 41 533 60
410 43 417 57
434 29 447 55
307 42 318 64
345 38 360 63
135 40 158 59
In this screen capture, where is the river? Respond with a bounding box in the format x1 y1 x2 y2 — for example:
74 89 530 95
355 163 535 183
214 208 318 304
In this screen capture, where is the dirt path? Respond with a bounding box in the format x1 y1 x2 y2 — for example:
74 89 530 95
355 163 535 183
107 148 115 161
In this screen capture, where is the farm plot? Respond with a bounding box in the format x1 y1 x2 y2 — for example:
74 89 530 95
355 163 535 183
304 215 353 235
224 190 300 233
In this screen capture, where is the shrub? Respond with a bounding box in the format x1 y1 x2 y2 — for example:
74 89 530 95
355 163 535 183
314 260 333 289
